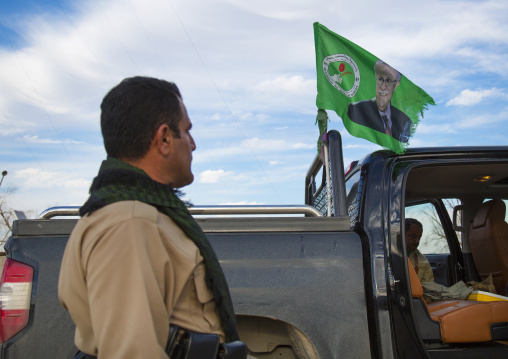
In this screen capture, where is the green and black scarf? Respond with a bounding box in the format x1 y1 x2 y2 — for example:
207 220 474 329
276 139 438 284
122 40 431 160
80 157 239 342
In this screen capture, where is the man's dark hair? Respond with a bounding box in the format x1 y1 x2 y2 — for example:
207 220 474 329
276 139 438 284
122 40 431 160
405 218 423 233
101 76 183 160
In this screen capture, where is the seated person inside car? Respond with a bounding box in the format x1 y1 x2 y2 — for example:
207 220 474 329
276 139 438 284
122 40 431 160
406 218 434 283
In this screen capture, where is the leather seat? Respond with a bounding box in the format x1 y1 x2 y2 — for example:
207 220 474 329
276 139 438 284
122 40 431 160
469 199 508 295
408 259 508 343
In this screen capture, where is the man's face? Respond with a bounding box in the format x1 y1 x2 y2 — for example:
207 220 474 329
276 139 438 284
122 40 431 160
169 99 196 188
405 223 423 253
375 63 399 113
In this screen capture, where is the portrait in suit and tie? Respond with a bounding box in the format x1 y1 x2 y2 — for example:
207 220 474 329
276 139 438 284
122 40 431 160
347 60 411 143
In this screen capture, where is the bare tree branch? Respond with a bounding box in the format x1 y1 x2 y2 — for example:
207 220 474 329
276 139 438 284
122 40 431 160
412 199 462 254
0 171 17 248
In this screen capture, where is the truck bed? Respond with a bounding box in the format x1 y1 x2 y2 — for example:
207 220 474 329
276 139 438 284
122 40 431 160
2 215 369 359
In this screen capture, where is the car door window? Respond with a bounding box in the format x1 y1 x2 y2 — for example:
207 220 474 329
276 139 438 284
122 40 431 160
405 202 451 255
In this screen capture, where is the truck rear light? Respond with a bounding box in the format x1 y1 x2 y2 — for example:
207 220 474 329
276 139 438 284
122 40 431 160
344 160 359 177
0 259 33 342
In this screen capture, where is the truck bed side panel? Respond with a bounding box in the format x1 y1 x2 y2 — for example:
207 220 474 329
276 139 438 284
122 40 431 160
209 230 369 359
2 217 368 359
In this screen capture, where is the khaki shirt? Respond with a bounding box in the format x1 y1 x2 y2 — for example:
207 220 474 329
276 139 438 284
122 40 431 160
408 249 434 283
59 201 224 359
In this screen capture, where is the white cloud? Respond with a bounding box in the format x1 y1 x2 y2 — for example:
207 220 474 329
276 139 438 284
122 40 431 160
199 169 234 183
202 111 270 133
250 75 316 113
414 110 508 134
22 135 83 144
242 137 284 150
344 143 379 150
210 113 223 121
14 168 90 191
255 76 315 95
227 0 328 21
457 112 508 129
0 117 32 136
242 137 313 151
457 116 491 129
447 88 506 106
415 123 454 134
292 142 314 150
203 110 270 125
218 201 263 205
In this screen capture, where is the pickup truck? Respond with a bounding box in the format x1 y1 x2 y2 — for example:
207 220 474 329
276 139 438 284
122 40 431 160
1 130 508 358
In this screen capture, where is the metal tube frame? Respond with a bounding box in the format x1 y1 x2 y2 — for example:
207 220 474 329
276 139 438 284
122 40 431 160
304 130 347 217
37 204 323 220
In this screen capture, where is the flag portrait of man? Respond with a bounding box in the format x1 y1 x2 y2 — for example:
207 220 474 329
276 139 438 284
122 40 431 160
314 22 434 153
348 60 411 143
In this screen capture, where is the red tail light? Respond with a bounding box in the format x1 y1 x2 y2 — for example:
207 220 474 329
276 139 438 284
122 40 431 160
344 161 359 177
0 259 33 342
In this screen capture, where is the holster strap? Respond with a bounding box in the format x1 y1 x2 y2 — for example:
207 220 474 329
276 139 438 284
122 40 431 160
219 341 248 359
72 325 247 359
167 325 220 359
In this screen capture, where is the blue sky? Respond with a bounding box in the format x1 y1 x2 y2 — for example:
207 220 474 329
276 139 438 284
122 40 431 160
1 0 508 216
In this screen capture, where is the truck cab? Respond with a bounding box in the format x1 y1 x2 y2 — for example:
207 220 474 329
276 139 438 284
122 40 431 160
307 132 508 358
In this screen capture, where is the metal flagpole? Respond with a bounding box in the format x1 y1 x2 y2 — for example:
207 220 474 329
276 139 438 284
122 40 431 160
323 143 332 217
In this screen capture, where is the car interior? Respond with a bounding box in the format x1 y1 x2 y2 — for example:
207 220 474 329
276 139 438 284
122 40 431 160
404 161 508 345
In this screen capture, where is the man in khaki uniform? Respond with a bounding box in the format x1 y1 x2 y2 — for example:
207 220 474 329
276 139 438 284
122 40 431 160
406 218 434 283
59 77 239 358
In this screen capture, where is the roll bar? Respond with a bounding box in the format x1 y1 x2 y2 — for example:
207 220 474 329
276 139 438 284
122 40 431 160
305 130 347 217
37 204 322 220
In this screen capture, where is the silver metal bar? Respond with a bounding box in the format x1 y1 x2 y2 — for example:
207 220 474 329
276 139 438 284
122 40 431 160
37 204 322 219
305 153 323 180
323 142 332 217
198 216 348 233
189 205 322 217
38 206 80 219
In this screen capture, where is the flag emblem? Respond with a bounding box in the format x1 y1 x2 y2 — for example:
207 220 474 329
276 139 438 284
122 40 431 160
323 54 360 98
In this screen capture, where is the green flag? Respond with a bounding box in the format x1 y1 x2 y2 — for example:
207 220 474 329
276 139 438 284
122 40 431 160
314 22 435 153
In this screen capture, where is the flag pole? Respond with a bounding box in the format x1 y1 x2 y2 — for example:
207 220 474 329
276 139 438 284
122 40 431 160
323 141 332 217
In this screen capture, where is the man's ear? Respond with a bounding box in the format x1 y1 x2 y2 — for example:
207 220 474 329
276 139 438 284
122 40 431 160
155 124 173 156
393 80 400 92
